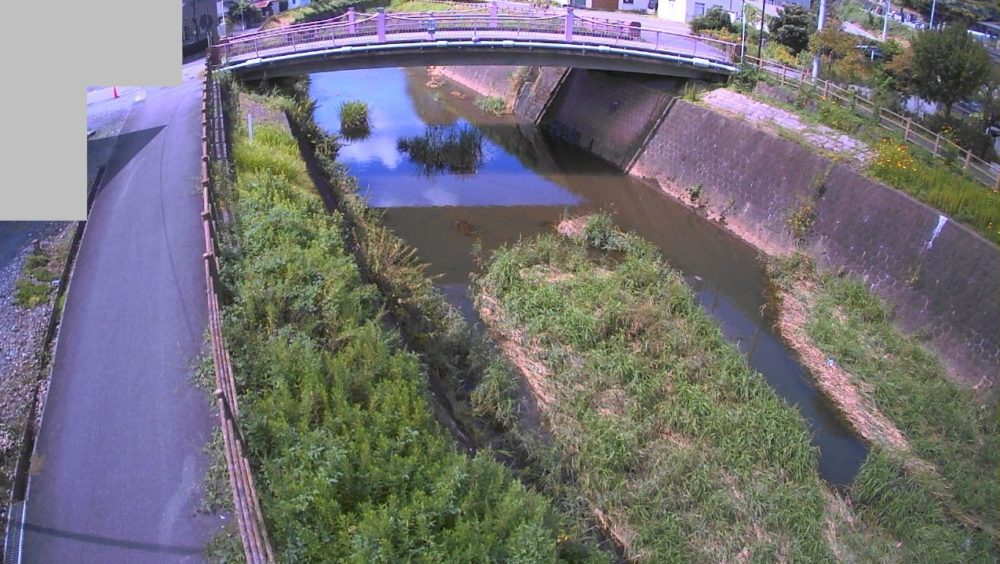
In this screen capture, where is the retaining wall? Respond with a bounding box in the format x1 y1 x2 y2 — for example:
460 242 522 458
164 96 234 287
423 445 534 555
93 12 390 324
541 69 674 169
435 65 568 124
435 65 520 103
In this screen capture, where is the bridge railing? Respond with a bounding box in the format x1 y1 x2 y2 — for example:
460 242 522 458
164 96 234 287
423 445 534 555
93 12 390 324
214 6 736 68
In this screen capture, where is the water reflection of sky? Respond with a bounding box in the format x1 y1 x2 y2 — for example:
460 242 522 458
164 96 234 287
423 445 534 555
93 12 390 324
310 68 582 208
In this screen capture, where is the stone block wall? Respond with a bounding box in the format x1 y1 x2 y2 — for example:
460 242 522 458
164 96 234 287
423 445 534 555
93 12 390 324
540 69 674 169
435 65 520 103
812 165 1000 380
630 100 831 254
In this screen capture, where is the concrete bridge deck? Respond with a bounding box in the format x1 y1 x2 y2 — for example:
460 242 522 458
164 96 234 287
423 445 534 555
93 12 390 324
214 7 739 79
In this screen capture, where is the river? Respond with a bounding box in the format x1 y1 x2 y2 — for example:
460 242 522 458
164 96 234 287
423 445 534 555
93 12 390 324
309 66 867 486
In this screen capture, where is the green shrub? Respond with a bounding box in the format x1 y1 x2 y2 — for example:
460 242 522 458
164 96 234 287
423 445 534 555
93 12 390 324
727 64 760 94
690 6 735 33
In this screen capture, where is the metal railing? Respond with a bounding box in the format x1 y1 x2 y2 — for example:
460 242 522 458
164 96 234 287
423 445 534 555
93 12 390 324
747 56 1000 191
213 3 737 70
201 62 276 564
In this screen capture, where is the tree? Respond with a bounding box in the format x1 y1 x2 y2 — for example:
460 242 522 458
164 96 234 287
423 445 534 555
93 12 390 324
770 5 814 55
909 25 992 117
690 7 736 34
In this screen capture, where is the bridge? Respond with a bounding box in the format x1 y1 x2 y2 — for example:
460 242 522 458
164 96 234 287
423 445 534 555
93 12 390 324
212 4 739 80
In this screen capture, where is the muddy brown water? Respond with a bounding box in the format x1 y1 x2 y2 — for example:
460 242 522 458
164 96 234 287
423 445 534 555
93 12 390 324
309 67 868 486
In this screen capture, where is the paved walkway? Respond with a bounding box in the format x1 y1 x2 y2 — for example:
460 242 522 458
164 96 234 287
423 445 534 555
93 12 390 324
20 59 219 563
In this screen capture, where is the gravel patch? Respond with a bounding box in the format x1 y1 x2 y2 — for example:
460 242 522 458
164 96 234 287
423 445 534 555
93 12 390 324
0 225 72 500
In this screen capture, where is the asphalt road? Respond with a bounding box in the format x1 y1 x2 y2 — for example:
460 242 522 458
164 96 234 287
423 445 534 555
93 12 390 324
20 60 220 563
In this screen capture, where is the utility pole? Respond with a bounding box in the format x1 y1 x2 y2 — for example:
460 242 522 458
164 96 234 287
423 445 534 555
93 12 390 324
741 1 749 64
812 0 826 78
929 0 937 29
757 0 767 60
881 0 890 41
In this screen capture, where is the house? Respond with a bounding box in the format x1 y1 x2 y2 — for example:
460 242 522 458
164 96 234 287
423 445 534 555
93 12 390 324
618 0 658 14
250 0 311 17
657 0 782 26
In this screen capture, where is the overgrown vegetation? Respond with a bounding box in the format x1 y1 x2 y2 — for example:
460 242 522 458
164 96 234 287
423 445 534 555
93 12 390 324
219 88 586 561
689 6 735 34
14 249 55 308
768 253 999 561
474 214 846 561
338 100 371 139
868 138 1000 244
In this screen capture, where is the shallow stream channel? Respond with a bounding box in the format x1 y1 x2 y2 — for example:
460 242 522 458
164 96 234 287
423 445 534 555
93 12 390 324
309 67 868 486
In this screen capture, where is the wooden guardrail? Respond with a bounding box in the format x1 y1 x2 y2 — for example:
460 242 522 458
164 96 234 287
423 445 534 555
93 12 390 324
201 62 275 564
746 56 1000 191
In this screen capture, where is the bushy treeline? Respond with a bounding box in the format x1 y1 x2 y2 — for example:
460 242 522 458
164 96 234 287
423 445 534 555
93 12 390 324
219 98 583 561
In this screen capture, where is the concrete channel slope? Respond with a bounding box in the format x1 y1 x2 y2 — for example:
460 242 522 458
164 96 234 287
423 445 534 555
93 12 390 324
19 64 220 562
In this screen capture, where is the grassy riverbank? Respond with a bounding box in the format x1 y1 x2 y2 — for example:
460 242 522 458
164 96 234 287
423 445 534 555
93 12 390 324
474 214 850 561
217 88 593 561
769 253 998 561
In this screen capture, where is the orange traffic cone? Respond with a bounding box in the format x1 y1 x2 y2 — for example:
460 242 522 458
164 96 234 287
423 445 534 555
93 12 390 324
112 86 119 99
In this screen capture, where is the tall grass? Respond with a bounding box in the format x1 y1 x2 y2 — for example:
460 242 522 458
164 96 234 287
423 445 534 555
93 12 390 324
474 214 839 561
797 261 998 557
220 93 582 561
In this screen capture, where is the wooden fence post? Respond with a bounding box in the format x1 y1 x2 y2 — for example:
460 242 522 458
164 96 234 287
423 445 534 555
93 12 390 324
933 133 941 157
904 118 911 141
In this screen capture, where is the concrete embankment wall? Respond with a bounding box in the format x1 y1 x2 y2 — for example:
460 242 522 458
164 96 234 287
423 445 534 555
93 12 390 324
435 65 519 103
629 97 999 381
540 69 674 170
438 65 1000 383
435 65 568 124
